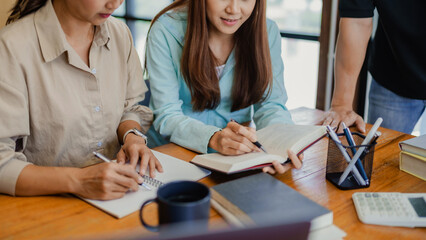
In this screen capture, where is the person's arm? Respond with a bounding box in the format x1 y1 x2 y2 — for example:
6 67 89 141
115 24 162 177
146 21 222 154
322 17 373 132
253 21 293 129
15 162 142 200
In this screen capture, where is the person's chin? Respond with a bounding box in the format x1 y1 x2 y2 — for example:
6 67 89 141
219 27 239 35
92 18 108 26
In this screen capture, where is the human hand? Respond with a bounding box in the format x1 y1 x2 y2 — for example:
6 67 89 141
262 150 303 174
208 121 261 155
74 162 143 200
322 106 365 133
116 134 163 178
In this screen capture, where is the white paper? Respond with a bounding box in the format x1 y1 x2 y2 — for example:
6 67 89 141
80 150 210 218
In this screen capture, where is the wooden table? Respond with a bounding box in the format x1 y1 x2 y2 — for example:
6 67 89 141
1 107 425 239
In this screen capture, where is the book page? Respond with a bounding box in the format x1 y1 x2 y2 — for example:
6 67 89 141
257 124 326 158
193 152 285 173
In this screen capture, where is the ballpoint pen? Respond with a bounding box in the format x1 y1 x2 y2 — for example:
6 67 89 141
338 117 383 185
229 119 268 153
93 151 152 190
326 126 366 186
357 131 381 164
342 122 369 185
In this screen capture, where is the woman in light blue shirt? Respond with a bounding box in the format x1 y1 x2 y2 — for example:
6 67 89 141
146 0 302 174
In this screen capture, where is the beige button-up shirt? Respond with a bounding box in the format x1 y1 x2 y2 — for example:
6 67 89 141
0 0 153 195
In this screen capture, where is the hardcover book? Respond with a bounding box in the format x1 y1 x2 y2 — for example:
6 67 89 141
191 124 327 174
399 134 426 158
210 173 333 231
400 151 426 181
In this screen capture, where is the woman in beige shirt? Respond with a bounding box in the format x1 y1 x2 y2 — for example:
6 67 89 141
0 0 162 200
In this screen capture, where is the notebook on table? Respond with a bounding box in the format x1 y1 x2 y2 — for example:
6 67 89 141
79 150 211 218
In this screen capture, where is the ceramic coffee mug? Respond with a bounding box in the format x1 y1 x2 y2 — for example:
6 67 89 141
139 181 210 232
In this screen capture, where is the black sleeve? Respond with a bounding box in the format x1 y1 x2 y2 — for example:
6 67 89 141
339 0 375 18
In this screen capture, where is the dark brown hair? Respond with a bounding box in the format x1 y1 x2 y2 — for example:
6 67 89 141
149 0 272 112
6 0 48 25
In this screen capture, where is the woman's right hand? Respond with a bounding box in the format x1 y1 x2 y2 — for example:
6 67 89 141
208 121 261 155
72 162 143 200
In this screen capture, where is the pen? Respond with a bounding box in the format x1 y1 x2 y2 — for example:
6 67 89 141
93 151 152 190
370 131 381 145
229 119 268 153
356 131 381 173
338 117 383 185
326 126 366 186
342 122 369 185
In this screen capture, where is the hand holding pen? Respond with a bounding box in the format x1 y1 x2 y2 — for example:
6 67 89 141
208 119 266 155
69 152 144 200
230 119 268 153
93 152 152 190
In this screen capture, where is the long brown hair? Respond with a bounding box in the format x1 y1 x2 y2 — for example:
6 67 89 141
149 0 272 112
6 0 48 25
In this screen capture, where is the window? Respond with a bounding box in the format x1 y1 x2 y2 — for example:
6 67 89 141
267 0 321 110
114 0 322 110
113 0 173 64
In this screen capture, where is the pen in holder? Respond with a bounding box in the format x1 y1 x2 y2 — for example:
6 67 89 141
326 132 377 190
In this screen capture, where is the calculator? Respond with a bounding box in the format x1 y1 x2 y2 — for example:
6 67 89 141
352 192 426 227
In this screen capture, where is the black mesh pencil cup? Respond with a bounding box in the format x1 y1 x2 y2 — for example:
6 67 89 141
326 132 377 190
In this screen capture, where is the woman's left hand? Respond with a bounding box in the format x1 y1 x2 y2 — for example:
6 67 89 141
262 150 303 174
116 134 163 178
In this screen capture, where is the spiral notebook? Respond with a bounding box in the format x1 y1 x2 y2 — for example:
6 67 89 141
80 150 211 218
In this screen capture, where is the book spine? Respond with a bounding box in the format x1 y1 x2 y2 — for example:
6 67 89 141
210 199 245 227
210 189 255 226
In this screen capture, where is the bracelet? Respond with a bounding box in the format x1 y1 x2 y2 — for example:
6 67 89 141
122 128 148 145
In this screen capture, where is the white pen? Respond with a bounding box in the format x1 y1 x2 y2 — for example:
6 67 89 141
326 126 366 186
93 151 152 190
337 117 383 185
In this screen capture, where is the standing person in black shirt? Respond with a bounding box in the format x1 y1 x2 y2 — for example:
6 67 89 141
322 0 426 135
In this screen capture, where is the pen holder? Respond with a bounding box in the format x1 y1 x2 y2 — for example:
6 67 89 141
326 132 377 190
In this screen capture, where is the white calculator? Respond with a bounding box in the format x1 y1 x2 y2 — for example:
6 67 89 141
352 192 426 227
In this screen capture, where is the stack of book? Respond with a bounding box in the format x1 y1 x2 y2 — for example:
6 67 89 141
399 134 426 181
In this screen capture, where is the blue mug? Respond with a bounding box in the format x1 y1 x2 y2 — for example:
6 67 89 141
139 181 210 232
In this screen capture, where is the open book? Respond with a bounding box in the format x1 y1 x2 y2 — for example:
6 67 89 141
80 150 210 218
191 124 326 174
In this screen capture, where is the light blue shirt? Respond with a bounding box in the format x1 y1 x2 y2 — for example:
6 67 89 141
146 11 293 153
